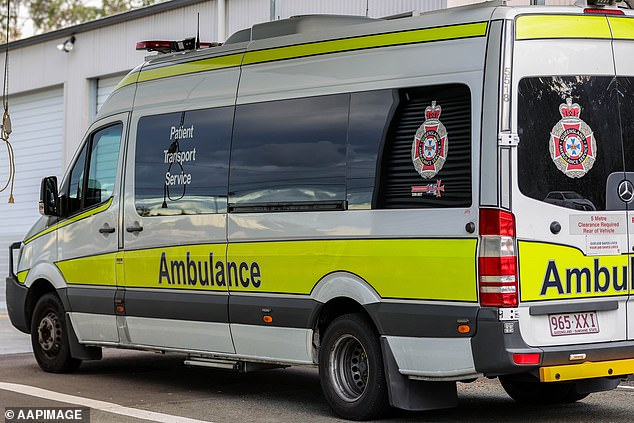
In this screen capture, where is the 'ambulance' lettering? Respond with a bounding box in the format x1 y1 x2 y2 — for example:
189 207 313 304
158 252 262 288
540 258 629 296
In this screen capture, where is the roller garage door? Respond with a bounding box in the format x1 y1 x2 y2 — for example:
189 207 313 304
0 87 63 286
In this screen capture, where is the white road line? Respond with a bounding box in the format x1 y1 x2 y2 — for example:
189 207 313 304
0 382 213 423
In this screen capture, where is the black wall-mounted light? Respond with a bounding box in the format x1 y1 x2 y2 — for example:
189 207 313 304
56 35 76 53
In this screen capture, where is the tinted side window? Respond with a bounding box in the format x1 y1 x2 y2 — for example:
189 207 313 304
65 123 122 216
86 125 122 207
375 84 472 209
347 90 398 210
135 107 232 216
229 95 348 209
67 143 88 215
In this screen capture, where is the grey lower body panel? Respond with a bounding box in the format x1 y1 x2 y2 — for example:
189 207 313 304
5 275 29 333
366 302 479 337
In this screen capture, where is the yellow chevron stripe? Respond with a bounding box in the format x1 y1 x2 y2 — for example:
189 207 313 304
609 16 634 40
516 15 611 40
243 22 488 65
115 21 487 88
24 198 114 245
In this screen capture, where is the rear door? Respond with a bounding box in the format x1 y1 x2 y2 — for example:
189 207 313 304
512 14 628 347
610 14 634 340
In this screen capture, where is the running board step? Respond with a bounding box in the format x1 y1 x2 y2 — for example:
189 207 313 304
184 357 285 372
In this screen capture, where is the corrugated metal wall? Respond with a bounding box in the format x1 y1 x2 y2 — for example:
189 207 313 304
227 0 270 39
270 0 446 21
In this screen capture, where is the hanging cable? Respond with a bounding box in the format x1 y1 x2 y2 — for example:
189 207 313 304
0 0 15 203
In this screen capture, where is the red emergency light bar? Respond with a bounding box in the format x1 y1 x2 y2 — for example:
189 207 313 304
136 38 219 54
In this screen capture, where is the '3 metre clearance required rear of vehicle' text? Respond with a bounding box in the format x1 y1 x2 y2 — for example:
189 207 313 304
6 1 634 420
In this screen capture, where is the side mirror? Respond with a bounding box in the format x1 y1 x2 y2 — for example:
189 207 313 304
39 176 59 216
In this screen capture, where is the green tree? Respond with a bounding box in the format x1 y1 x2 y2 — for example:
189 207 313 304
26 0 101 33
0 0 20 43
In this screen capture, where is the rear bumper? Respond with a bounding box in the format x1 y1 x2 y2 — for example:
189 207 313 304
539 341 634 382
5 275 29 334
540 357 634 382
472 308 634 381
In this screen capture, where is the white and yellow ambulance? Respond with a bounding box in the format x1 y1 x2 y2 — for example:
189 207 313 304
7 0 634 419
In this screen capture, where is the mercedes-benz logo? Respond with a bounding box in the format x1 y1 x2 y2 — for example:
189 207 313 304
618 180 634 203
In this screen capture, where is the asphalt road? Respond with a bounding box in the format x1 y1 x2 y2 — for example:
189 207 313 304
1 345 634 423
2 284 634 423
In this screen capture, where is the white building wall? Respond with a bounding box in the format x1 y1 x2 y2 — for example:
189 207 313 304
271 0 446 19
1 0 466 174
226 0 269 37
447 0 575 6
0 0 582 272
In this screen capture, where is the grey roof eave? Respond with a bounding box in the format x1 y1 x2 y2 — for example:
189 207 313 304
3 0 209 50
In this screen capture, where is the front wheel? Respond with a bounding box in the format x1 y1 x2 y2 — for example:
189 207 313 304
319 313 389 420
30 293 81 373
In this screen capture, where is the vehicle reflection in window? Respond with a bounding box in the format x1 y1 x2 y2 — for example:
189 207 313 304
135 107 232 216
544 191 596 211
229 95 348 206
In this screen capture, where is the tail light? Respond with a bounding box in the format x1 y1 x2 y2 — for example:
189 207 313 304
584 8 624 15
478 208 518 307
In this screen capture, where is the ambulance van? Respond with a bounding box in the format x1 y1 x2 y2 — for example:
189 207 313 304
6 1 634 419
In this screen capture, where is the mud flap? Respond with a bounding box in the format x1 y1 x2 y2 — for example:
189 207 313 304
65 314 102 361
380 337 457 411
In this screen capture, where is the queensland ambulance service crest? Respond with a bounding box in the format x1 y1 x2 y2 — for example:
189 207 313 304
412 101 447 179
549 98 597 179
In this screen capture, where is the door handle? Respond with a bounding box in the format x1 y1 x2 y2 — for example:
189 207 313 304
126 223 143 233
99 224 115 234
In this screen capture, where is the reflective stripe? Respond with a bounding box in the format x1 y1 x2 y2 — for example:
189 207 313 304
56 252 118 287
230 238 477 301
54 238 478 302
114 21 487 89
16 270 28 283
609 16 634 40
518 241 629 302
516 15 611 40
137 53 244 84
24 198 114 245
243 22 488 66
540 358 634 382
113 72 140 91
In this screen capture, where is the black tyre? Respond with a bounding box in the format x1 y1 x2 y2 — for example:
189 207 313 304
563 389 590 403
499 376 582 405
319 313 389 420
30 293 81 373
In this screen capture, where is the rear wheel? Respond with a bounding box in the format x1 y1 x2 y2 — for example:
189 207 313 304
30 293 81 373
499 376 588 405
319 313 389 420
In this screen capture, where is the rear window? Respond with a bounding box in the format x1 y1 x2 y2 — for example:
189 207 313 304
517 76 623 211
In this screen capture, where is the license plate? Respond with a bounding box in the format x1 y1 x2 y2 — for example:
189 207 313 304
549 312 600 336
